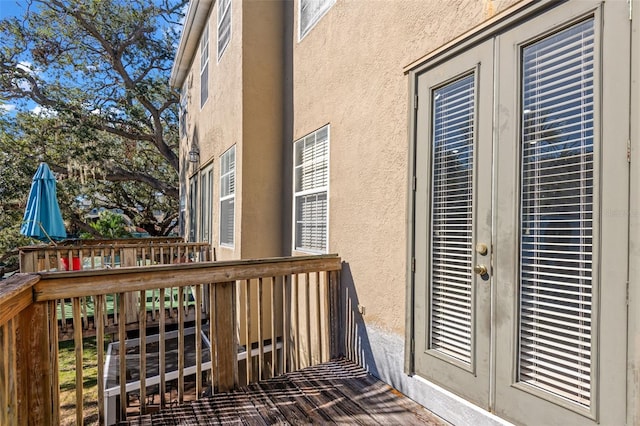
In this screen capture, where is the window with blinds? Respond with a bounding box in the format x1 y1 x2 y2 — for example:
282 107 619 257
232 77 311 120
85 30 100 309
220 146 235 247
200 22 209 108
200 166 213 243
217 0 231 61
518 18 594 407
294 126 329 253
189 175 198 243
180 82 188 138
299 0 335 40
429 74 475 364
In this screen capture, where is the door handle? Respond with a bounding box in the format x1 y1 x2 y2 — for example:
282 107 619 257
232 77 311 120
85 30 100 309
473 264 488 276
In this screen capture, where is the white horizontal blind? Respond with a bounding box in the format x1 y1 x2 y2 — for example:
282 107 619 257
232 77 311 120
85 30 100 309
519 18 594 407
429 74 475 364
217 0 231 60
294 126 329 253
200 23 209 107
200 166 213 244
220 146 235 246
180 82 188 138
299 0 335 40
189 176 198 243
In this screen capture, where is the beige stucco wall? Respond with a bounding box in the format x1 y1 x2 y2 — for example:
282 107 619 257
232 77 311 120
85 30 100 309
180 0 285 261
239 0 284 259
292 0 521 336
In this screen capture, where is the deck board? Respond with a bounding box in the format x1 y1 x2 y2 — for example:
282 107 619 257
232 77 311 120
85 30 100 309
122 359 449 425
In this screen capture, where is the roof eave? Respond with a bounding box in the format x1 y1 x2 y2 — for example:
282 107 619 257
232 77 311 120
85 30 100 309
170 0 214 89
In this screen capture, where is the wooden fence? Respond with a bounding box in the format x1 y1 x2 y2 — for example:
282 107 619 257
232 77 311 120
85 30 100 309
19 239 213 341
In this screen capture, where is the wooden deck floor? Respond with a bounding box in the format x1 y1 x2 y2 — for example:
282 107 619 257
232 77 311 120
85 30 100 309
122 358 449 425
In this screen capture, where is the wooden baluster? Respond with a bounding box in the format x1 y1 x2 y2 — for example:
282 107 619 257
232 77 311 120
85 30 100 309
178 286 185 404
118 293 127 423
90 248 96 269
293 274 299 371
270 276 276 379
96 295 105 424
159 288 166 409
169 246 176 319
139 290 147 415
315 271 322 365
43 249 51 272
282 275 289 374
329 270 341 359
258 278 264 381
60 297 67 331
322 271 330 362
48 301 60 425
305 273 312 368
72 298 84 426
209 283 218 392
244 280 251 385
195 284 202 398
0 323 6 426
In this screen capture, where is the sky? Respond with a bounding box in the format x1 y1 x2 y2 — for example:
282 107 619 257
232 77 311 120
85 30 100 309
0 0 26 20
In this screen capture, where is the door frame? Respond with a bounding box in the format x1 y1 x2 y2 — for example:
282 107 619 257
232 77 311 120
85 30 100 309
406 1 631 424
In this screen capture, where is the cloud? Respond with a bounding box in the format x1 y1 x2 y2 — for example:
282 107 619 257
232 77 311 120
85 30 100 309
0 104 16 112
30 105 57 117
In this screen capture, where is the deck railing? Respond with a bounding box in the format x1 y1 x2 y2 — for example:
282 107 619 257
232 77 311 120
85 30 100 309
0 254 342 425
19 238 213 341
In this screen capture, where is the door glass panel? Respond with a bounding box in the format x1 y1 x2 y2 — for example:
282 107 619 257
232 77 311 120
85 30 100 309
519 18 594 407
430 73 475 364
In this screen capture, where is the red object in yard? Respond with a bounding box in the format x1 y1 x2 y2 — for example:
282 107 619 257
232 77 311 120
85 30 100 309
60 257 81 271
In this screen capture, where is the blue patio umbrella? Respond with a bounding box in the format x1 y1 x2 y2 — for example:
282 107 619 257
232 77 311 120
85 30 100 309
20 162 67 242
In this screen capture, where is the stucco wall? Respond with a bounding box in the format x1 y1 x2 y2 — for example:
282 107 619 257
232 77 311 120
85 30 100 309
180 0 286 261
292 0 520 338
240 0 285 259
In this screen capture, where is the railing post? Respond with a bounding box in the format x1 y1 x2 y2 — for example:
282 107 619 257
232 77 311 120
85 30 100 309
15 303 56 425
19 250 37 273
216 282 238 392
122 248 139 324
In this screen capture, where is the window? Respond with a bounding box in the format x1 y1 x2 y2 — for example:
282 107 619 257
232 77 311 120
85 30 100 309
180 82 188 138
200 22 209 108
220 146 235 247
188 175 198 242
293 126 329 253
299 0 335 40
200 165 214 243
217 0 231 61
429 74 475 364
518 18 595 407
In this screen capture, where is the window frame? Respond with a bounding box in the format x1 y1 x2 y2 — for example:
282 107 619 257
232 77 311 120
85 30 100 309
200 164 214 244
188 174 199 243
292 125 330 254
219 145 236 248
180 81 188 138
200 22 209 108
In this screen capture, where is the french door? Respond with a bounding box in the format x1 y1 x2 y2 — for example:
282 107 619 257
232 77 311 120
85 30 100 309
412 2 629 424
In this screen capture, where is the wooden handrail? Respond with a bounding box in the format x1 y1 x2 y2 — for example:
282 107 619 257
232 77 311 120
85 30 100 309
0 273 40 326
34 255 341 301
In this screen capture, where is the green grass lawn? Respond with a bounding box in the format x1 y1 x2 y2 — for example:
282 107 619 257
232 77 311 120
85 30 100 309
58 337 104 425
56 288 197 320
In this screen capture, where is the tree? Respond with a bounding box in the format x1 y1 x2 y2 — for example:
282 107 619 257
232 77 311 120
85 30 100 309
82 210 132 239
0 0 186 247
